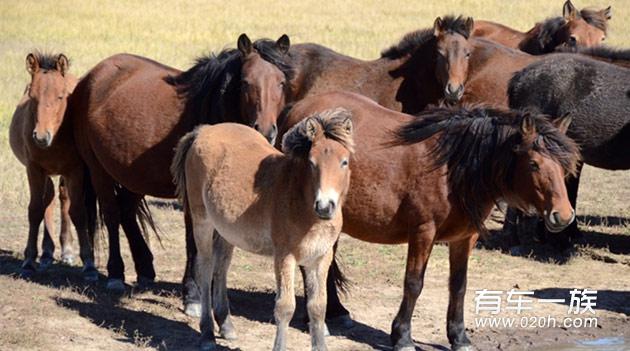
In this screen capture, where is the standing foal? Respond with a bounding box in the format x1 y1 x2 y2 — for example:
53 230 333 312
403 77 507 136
172 109 355 351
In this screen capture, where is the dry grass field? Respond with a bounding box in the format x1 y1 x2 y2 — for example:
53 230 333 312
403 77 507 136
0 1 628 350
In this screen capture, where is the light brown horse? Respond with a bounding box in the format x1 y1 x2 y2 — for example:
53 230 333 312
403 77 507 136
472 0 611 54
67 34 293 291
171 110 354 351
210 91 579 351
9 52 97 280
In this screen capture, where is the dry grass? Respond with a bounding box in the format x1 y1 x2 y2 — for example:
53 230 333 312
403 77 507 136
0 0 629 350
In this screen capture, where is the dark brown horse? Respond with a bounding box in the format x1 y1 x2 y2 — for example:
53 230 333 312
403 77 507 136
288 15 474 111
472 0 611 54
211 91 579 351
9 52 97 280
67 34 293 291
508 54 630 242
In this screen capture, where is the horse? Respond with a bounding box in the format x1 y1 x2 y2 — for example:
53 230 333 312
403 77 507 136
206 91 579 351
171 110 354 351
179 14 477 320
9 52 97 280
508 54 630 241
67 34 294 292
288 15 474 111
472 0 611 54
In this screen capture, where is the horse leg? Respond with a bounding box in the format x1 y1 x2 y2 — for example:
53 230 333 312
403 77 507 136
391 224 435 351
325 242 352 327
211 231 237 340
118 189 155 287
22 166 47 278
272 253 296 351
58 177 75 265
303 250 334 351
447 235 477 351
39 176 56 271
64 168 98 282
192 214 217 351
183 210 202 317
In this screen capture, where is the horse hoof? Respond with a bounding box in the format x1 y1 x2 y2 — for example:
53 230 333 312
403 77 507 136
106 279 125 292
200 340 217 351
20 267 36 279
39 256 53 272
327 314 354 329
453 345 475 351
185 302 202 318
220 325 238 340
136 276 154 290
324 323 330 337
61 254 75 265
394 346 416 351
83 267 99 282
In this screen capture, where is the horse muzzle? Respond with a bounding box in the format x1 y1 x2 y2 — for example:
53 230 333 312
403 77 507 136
32 130 53 148
314 199 336 220
544 209 576 233
444 83 464 104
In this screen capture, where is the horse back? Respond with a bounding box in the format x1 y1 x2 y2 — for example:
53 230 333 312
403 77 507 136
472 20 525 48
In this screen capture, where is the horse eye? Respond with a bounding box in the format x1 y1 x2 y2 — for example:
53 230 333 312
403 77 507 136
601 36 606 41
465 52 471 59
340 159 349 168
568 36 577 45
529 161 540 172
58 95 63 100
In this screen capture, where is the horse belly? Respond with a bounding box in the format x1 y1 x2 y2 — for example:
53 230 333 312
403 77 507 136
210 215 274 256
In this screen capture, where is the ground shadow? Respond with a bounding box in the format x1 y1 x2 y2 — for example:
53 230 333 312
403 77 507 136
226 288 395 350
533 288 630 316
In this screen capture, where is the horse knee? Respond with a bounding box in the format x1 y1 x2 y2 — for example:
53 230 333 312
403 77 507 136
274 298 296 324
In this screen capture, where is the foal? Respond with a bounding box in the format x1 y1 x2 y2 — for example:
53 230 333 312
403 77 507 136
9 52 96 280
172 110 354 351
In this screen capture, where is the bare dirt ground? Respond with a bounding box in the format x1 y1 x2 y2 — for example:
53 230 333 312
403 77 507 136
0 165 628 351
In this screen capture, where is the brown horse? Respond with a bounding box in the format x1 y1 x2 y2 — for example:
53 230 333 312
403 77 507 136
67 34 294 291
472 0 611 54
171 111 354 351
9 52 97 280
288 15 474 111
208 91 579 351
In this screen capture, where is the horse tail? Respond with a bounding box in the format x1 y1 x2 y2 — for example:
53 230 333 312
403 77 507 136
330 242 350 295
171 128 200 212
136 196 162 248
82 166 101 253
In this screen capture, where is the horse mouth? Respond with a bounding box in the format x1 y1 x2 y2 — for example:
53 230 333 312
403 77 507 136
544 211 576 233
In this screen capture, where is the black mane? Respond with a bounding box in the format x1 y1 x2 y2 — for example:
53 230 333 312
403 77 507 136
556 45 630 61
390 106 579 232
166 39 294 124
31 51 68 71
524 17 567 54
381 15 471 59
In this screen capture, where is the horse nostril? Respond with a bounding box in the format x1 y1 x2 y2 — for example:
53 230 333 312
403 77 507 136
446 83 454 94
272 124 277 133
254 123 260 131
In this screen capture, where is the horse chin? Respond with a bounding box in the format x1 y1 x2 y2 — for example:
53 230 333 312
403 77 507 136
544 220 569 233
443 94 462 106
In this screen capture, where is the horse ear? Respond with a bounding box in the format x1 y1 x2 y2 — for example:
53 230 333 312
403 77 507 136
520 114 536 136
305 117 319 140
276 34 290 55
554 113 572 134
602 6 612 20
341 116 353 135
433 17 443 37
237 33 253 56
563 0 577 20
56 54 69 76
464 17 474 36
26 53 38 75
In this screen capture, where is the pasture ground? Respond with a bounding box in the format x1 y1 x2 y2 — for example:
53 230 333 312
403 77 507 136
1 1 628 350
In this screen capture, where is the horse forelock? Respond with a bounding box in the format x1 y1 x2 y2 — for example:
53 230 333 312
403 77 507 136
29 51 69 72
381 15 471 59
282 108 354 157
390 106 580 231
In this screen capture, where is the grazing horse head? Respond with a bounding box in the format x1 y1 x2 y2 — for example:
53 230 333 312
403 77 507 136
510 113 578 232
433 16 474 104
238 34 292 144
25 52 74 148
282 108 354 220
557 0 611 50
